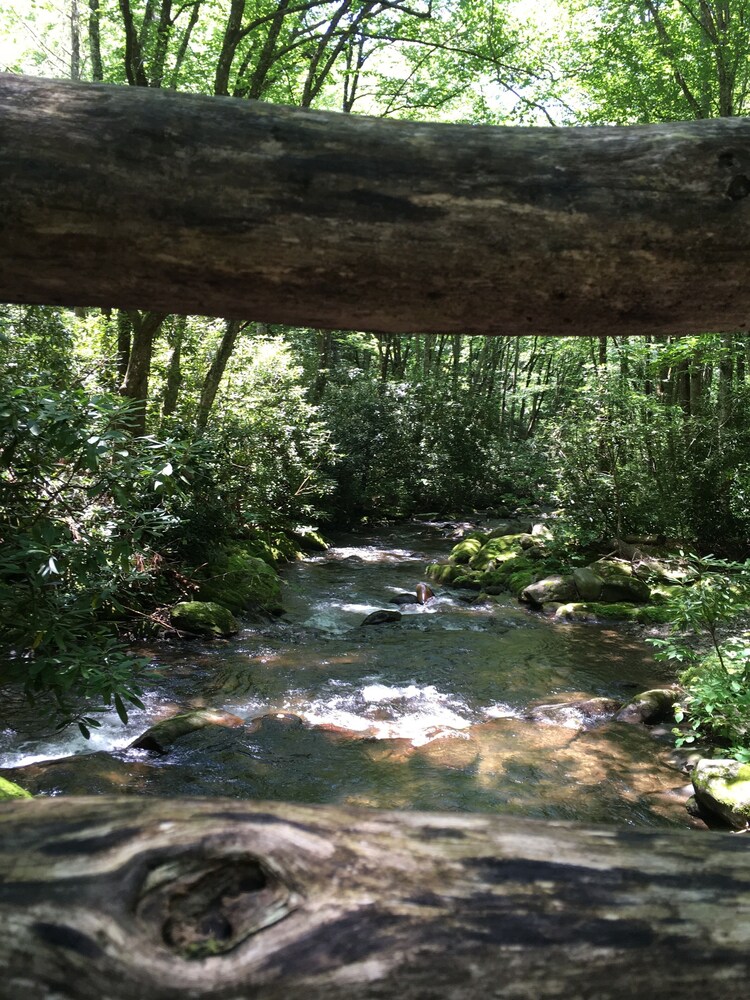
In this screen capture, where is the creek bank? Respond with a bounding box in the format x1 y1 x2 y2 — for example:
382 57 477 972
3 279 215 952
425 515 694 626
167 526 330 640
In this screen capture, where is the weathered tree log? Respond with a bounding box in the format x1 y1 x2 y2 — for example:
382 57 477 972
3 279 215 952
0 796 748 998
2 74 750 336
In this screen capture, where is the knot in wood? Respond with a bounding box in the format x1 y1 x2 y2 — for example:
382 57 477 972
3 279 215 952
135 853 298 959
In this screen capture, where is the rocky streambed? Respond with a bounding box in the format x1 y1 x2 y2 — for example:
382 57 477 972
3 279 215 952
1 519 712 828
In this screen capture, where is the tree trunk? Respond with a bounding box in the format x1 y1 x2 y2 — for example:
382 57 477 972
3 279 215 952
119 310 165 435
0 796 748 999
196 319 250 430
3 75 750 336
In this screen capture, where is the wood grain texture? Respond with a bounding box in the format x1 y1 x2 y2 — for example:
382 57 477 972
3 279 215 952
2 74 750 335
0 796 748 998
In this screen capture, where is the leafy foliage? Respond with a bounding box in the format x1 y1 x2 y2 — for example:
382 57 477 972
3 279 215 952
649 565 750 761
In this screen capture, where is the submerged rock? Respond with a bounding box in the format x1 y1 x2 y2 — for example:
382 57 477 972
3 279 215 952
615 689 677 725
527 697 622 729
170 601 238 638
361 610 402 626
129 708 245 754
0 776 32 799
692 759 750 830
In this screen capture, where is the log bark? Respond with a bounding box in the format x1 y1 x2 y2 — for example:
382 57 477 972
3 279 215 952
0 796 749 998
2 74 750 336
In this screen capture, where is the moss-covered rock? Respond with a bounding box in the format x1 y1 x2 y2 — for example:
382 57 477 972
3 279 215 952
242 532 301 566
573 560 651 604
289 528 329 553
692 759 750 830
426 562 468 585
449 536 486 564
170 601 239 637
506 569 536 596
0 776 32 800
468 533 525 570
585 602 672 625
197 544 284 615
520 575 578 606
554 602 597 623
129 708 245 754
615 689 677 725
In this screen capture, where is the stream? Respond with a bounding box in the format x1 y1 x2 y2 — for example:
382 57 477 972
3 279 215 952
1 522 696 827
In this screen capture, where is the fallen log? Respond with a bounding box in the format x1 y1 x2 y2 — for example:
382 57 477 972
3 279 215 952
2 74 750 336
0 796 748 998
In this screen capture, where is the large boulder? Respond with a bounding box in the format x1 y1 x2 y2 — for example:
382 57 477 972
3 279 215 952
361 609 402 626
449 535 487 564
520 575 578 606
0 776 32 800
170 601 238 637
129 708 245 754
468 534 525 570
615 689 677 725
197 544 284 615
573 559 651 604
692 759 750 830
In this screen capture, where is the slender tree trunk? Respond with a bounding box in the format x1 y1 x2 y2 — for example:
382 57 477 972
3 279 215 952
161 316 186 418
70 0 81 81
196 319 253 430
88 0 103 81
119 310 165 435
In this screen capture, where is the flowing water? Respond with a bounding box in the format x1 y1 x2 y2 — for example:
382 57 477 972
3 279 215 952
1 522 697 827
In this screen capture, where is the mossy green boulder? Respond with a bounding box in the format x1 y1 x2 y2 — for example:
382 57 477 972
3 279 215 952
692 759 750 830
289 528 329 553
573 560 651 603
170 601 239 637
197 544 284 615
586 602 671 625
0 776 32 800
449 535 486 564
520 575 577 606
129 707 244 753
468 533 525 570
615 688 677 724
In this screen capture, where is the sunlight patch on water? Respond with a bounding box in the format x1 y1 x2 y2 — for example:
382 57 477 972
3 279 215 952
328 546 423 563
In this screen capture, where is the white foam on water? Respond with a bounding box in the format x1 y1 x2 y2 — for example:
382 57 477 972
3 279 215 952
0 691 161 768
291 682 518 747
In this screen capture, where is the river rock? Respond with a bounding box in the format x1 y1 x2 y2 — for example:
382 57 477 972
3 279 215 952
361 610 402 626
129 708 245 754
615 689 676 725
573 560 651 603
691 759 750 830
415 582 434 604
527 697 622 729
170 601 238 637
554 602 597 623
197 544 284 615
390 593 418 606
289 528 329 552
0 776 32 800
520 575 578 606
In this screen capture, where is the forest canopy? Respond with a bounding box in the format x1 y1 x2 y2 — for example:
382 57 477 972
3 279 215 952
1 1 750 747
